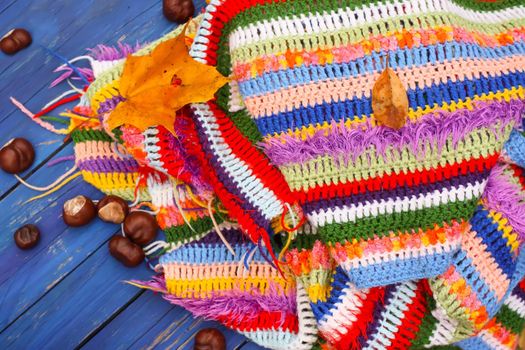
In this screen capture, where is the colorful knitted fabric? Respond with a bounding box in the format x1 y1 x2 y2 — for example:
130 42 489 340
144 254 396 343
188 0 525 289
134 228 319 350
19 0 525 349
282 156 525 349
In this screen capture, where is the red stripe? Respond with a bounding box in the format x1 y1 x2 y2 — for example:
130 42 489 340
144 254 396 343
510 164 525 191
155 126 192 184
293 153 500 203
330 287 385 350
199 0 280 65
387 281 430 349
208 102 293 203
181 110 281 268
217 310 298 333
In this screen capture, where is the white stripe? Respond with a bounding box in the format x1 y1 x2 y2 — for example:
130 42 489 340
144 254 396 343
308 181 486 227
363 281 417 350
339 234 461 269
504 293 525 317
192 103 284 220
229 0 525 51
427 305 458 346
143 127 164 169
318 283 368 343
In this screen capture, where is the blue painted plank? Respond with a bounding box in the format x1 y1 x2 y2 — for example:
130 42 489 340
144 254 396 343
84 288 263 350
127 307 257 350
0 237 151 349
0 145 128 329
0 0 206 195
82 292 191 349
241 341 270 350
0 0 17 15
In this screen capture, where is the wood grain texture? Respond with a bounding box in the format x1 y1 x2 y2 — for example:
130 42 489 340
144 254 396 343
0 0 265 349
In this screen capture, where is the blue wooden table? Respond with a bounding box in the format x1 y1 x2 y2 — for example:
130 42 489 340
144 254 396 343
0 1 265 349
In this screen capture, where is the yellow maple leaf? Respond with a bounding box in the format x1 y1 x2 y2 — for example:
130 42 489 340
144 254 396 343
107 26 229 135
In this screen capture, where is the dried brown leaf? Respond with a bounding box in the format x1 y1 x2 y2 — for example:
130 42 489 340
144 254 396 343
371 59 409 130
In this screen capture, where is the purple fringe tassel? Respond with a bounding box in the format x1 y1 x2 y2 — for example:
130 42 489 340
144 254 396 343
130 275 296 326
483 163 525 241
262 100 525 167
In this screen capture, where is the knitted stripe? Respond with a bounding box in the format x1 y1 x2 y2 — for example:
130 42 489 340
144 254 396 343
229 13 525 65
387 281 429 349
191 103 285 227
289 152 499 203
235 39 525 87
256 89 522 139
313 268 385 348
242 56 525 120
505 129 525 169
495 305 525 334
410 290 439 348
311 180 484 231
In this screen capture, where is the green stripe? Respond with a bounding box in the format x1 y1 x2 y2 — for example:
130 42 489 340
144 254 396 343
495 304 525 334
71 128 113 143
289 233 322 251
164 215 224 244
452 0 523 11
208 20 265 146
410 294 438 349
318 198 478 243
215 84 263 144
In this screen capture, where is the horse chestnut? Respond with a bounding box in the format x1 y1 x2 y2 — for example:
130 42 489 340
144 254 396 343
0 138 35 174
63 195 97 227
14 224 40 250
1 28 32 55
194 328 226 350
163 0 194 24
97 195 129 224
108 235 144 267
123 211 158 245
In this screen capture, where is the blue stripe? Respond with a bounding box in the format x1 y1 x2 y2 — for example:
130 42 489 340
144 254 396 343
347 251 454 288
505 129 525 169
159 242 267 264
453 249 500 316
456 335 493 350
470 207 515 278
239 40 525 98
255 71 525 136
311 266 350 322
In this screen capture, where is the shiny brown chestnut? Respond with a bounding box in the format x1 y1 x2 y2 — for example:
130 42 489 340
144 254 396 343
0 138 35 174
194 328 226 350
97 195 129 224
123 211 158 245
108 235 145 267
0 28 32 55
14 224 40 250
163 0 194 23
63 195 97 227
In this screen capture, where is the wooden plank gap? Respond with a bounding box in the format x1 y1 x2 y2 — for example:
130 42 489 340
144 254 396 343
0 0 159 123
74 289 146 350
235 340 250 350
0 230 115 334
127 312 193 350
174 319 205 350
0 0 20 16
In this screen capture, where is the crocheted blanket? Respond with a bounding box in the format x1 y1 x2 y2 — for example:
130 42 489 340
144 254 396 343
17 0 525 349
